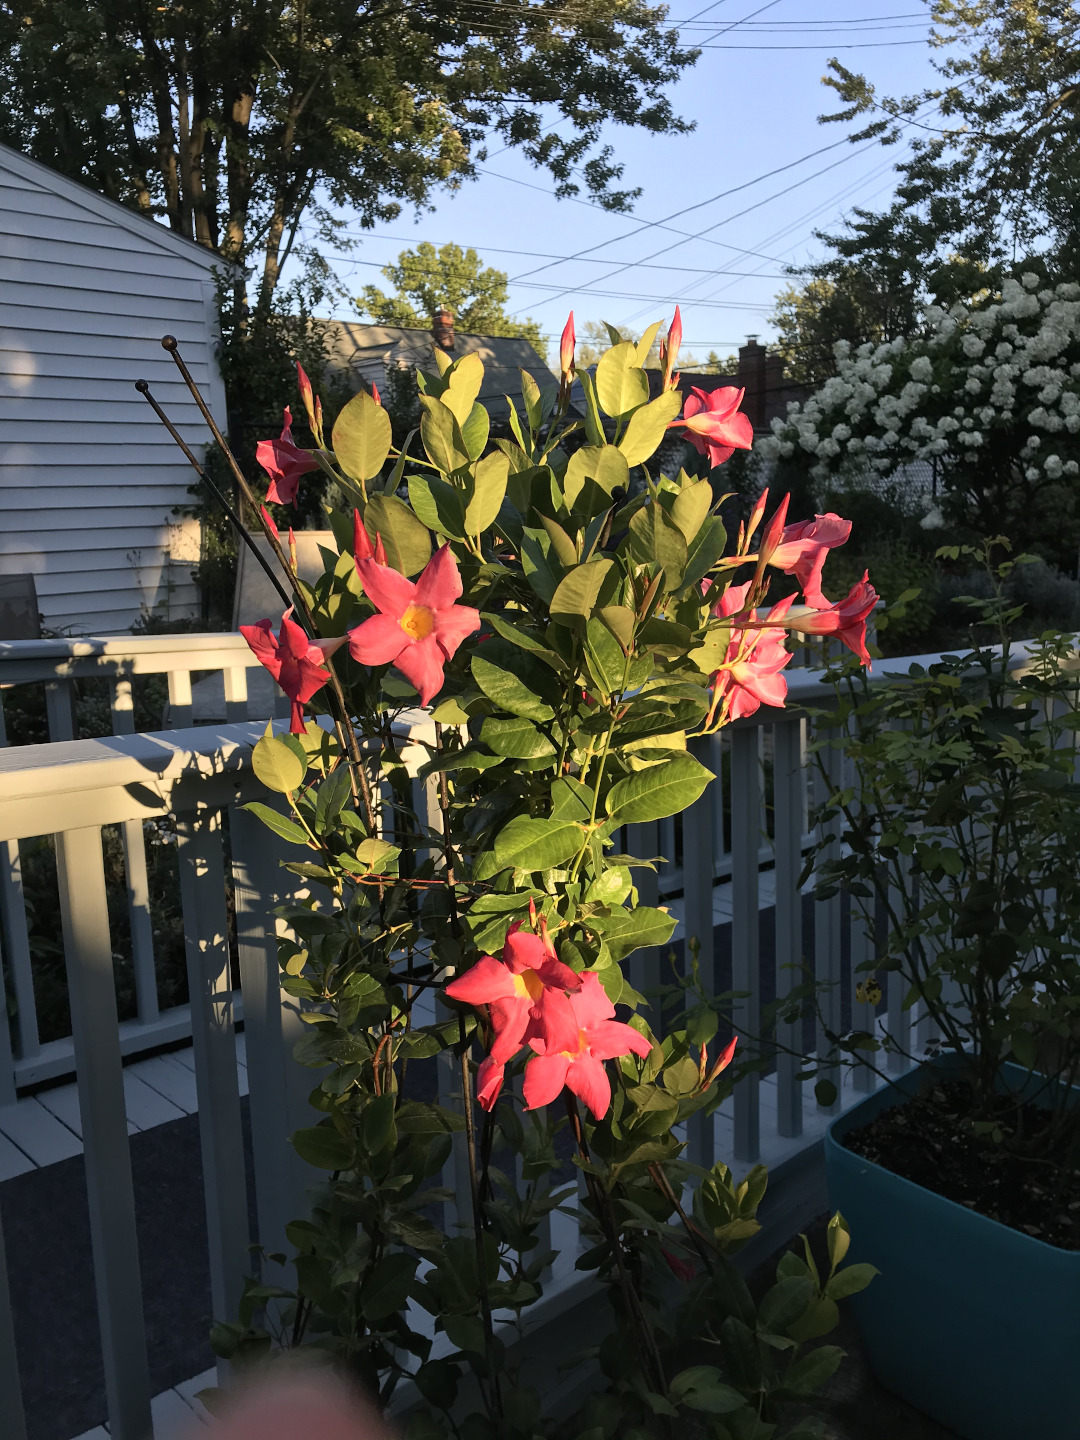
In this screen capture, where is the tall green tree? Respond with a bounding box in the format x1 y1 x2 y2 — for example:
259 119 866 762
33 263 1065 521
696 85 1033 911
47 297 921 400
771 0 1079 382
0 0 697 316
358 242 546 358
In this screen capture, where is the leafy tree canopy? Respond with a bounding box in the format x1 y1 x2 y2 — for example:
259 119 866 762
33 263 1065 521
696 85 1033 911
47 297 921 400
770 0 1079 381
358 242 546 359
0 0 698 313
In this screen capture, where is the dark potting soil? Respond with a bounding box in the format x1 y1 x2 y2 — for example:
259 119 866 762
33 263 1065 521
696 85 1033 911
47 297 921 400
841 1081 1080 1251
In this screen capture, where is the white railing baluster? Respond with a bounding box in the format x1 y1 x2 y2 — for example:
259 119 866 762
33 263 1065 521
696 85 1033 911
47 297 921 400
813 728 843 1113
850 897 878 1096
55 826 152 1440
886 855 913 1074
683 735 717 1167
0 837 39 1079
729 725 760 1162
0 1211 26 1440
175 809 251 1356
230 802 312 1265
168 670 194 728
223 667 249 723
44 679 77 741
772 716 804 1138
109 679 160 1025
626 820 663 1022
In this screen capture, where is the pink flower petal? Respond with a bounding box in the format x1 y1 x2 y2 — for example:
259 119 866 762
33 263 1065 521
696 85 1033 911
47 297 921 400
566 1053 611 1119
503 928 548 972
240 619 282 681
523 1053 572 1110
444 955 519 1006
348 612 409 667
433 604 481 661
570 973 616 1028
476 1058 505 1111
414 545 464 611
393 633 446 706
584 1018 653 1063
356 558 415 616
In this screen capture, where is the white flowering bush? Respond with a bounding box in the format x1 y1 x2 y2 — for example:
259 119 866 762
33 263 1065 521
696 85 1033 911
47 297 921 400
759 275 1080 569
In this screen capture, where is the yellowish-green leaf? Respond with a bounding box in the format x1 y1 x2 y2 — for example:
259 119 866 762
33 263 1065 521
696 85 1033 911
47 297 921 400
670 478 713 542
550 557 614 627
466 451 509 535
441 352 484 426
332 389 393 482
618 390 682 467
252 734 306 793
364 493 432 576
595 341 650 418
563 444 629 509
632 321 663 367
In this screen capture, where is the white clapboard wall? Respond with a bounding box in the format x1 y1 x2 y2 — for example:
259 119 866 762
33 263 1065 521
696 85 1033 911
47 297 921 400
0 142 225 634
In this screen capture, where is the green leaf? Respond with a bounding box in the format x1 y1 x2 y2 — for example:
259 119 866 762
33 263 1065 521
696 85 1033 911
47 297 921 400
251 732 307 794
364 493 432 576
332 389 393 482
472 654 554 721
362 1252 420 1321
757 1276 815 1334
313 764 352 834
493 816 585 872
520 528 561 604
628 503 688 590
292 1124 356 1170
607 752 713 823
669 1367 746 1416
242 801 309 846
551 558 614 628
466 451 509 534
683 515 728 591
537 512 579 568
595 341 650 418
618 391 682 466
431 697 471 724
355 837 400 872
597 604 635 653
460 401 490 461
670 479 713 542
1011 1028 1038 1069
814 1079 838 1108
420 394 469 474
781 1346 845 1395
632 321 663 366
362 1093 397 1155
520 369 543 430
585 617 627 695
825 1262 878 1300
592 906 677 961
826 1212 850 1272
441 353 484 426
577 368 606 446
408 475 466 540
563 444 630 510
481 717 556 760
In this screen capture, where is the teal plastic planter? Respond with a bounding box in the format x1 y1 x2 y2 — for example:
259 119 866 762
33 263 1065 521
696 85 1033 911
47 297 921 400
825 1065 1080 1440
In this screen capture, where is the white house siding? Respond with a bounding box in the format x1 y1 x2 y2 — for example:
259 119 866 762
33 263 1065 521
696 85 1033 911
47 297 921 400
0 145 225 634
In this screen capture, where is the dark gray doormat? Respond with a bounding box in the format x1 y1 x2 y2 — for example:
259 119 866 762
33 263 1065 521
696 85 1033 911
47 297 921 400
1 1102 255 1440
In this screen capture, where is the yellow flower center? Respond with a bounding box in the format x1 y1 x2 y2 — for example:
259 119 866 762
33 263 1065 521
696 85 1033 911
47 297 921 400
512 969 544 1001
400 603 436 641
560 1030 589 1059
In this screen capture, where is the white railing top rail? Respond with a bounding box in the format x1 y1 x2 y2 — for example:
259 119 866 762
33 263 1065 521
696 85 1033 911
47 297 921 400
0 631 262 684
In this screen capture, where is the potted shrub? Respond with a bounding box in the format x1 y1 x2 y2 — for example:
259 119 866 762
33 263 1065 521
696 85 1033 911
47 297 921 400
807 542 1080 1440
149 313 880 1437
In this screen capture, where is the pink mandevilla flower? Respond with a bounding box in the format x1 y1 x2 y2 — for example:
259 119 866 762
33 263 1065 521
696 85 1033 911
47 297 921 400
256 406 320 507
659 305 682 391
348 545 480 706
352 509 387 566
444 924 582 1110
768 512 852 608
522 973 653 1120
559 312 576 380
295 362 325 449
709 581 795 722
240 610 345 735
669 385 754 469
780 572 878 666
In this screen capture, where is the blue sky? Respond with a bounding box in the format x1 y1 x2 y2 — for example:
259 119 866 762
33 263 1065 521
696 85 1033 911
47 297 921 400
315 0 943 365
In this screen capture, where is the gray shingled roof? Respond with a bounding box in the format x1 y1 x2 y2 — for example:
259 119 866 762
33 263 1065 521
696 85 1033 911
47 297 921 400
319 320 555 422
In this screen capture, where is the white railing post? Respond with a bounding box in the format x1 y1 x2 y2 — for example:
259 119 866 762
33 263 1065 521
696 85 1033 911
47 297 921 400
230 801 314 1265
175 808 251 1360
772 716 804 1138
109 678 160 1026
0 1209 26 1440
729 725 760 1163
44 679 77 742
0 836 39 1087
167 670 194 728
683 735 717 1167
55 826 152 1440
813 725 843 1114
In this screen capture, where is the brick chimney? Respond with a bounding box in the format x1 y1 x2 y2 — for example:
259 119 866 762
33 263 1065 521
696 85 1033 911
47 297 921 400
432 307 455 351
738 335 768 430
